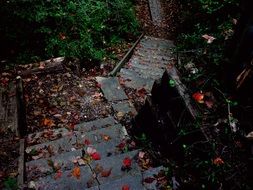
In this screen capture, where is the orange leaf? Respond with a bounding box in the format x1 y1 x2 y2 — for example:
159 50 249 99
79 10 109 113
213 157 224 166
72 167 81 179
192 92 204 103
42 118 54 127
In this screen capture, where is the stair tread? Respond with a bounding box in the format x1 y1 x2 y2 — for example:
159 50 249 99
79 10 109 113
96 77 128 102
26 124 128 162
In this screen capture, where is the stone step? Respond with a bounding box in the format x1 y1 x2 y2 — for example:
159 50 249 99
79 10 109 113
135 47 173 58
112 101 137 116
142 36 174 45
91 174 144 190
30 165 96 190
27 116 116 146
89 150 140 186
31 150 140 190
26 138 128 181
126 62 165 79
136 46 172 54
26 124 128 162
133 51 173 63
119 68 154 91
96 77 128 102
27 127 70 146
148 0 163 26
75 116 116 133
129 57 168 69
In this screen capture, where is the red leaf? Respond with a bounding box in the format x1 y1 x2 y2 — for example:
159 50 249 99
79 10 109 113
54 170 62 180
192 92 204 103
91 152 101 160
84 139 91 145
123 157 132 168
122 185 130 190
137 88 147 98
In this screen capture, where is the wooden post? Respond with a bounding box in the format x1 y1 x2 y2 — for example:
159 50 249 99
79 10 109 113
16 76 27 138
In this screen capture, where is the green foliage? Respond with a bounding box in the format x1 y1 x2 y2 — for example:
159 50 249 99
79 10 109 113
3 177 18 190
0 0 139 63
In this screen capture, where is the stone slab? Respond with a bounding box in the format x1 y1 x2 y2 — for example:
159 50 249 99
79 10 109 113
148 0 163 26
96 77 128 102
120 68 154 91
112 101 137 115
32 166 96 190
90 150 140 186
96 174 144 190
26 149 82 181
75 116 116 133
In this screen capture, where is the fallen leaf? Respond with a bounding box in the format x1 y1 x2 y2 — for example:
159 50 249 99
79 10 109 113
84 139 91 145
94 164 103 175
102 134 111 141
42 118 54 127
122 184 130 190
72 167 81 179
138 151 145 159
101 168 112 177
192 92 204 103
202 34 216 44
54 170 62 180
123 157 132 168
91 152 101 160
137 88 147 98
87 177 95 188
87 147 97 155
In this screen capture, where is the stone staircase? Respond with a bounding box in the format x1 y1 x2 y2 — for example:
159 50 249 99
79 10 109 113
24 35 174 189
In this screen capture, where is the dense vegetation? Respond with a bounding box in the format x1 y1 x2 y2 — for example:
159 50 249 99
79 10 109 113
172 0 251 189
0 0 139 64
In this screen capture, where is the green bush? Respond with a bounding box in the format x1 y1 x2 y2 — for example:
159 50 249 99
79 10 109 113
0 0 139 63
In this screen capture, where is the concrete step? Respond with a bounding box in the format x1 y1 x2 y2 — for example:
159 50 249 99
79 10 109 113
143 166 166 190
30 165 96 190
26 138 129 181
91 174 144 190
31 150 140 190
129 57 169 69
26 124 128 161
96 77 128 102
142 36 174 46
27 116 116 146
135 48 173 59
119 68 154 91
133 51 173 63
89 150 140 186
126 62 165 79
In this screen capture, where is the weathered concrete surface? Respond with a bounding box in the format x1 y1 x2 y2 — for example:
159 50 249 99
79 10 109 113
96 77 128 102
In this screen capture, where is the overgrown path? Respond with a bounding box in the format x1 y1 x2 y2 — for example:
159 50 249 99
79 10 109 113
22 0 177 189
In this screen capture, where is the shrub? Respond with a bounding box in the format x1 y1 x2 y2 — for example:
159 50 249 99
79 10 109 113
0 0 139 63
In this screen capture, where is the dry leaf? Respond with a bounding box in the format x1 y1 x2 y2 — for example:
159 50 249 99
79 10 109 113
101 168 112 177
42 118 54 127
72 167 81 179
